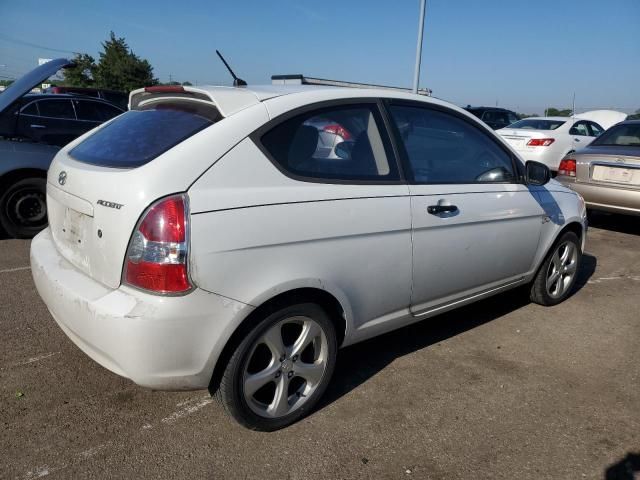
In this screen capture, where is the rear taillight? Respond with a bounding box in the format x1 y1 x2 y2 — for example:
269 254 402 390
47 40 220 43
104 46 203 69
558 159 577 177
527 138 555 146
323 124 352 140
123 194 192 294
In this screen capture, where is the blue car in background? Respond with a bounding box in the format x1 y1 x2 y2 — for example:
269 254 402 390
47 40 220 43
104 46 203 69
0 59 124 238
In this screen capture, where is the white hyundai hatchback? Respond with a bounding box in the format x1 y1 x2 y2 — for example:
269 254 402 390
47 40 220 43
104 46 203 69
31 84 587 430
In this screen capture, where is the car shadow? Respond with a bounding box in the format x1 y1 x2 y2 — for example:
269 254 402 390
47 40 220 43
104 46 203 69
319 253 597 409
587 210 640 236
605 452 640 479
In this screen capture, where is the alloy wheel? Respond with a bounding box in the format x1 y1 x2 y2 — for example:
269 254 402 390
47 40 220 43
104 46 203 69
545 241 578 298
242 316 329 418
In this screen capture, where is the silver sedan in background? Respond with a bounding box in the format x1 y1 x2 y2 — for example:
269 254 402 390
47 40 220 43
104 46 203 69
556 120 640 216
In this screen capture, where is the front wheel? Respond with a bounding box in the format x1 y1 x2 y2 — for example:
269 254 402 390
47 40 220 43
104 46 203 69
530 231 582 306
0 177 48 238
215 303 337 431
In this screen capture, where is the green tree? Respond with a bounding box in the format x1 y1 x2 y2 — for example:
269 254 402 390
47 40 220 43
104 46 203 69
517 113 540 119
93 32 157 92
545 107 572 117
61 53 96 87
628 109 640 120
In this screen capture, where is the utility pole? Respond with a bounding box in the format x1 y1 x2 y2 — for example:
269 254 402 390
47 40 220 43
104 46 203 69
169 73 173 84
412 0 427 94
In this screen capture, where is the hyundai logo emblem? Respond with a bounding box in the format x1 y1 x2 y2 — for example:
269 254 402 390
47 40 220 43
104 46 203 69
58 171 67 185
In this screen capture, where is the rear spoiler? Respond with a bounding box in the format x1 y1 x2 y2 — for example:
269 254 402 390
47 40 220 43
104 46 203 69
129 85 262 117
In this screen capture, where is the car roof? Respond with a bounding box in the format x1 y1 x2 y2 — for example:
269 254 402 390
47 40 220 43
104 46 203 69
465 106 514 112
132 84 461 118
519 116 571 121
23 93 125 105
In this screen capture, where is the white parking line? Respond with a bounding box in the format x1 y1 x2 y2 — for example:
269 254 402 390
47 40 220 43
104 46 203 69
11 352 61 367
0 266 30 274
161 395 213 425
23 395 215 478
588 275 640 284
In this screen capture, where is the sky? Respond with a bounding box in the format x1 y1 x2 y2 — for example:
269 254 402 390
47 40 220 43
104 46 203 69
1 0 639 114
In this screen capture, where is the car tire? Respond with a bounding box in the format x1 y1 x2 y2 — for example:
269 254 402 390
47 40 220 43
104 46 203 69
0 177 48 239
530 231 582 306
215 302 337 431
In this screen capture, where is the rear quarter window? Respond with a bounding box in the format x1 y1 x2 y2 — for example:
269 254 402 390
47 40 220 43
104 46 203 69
259 104 399 182
69 108 214 168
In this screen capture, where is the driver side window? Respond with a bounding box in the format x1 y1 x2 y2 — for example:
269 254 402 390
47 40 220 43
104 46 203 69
389 105 516 184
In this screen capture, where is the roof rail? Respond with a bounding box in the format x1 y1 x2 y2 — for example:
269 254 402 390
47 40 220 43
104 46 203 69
271 74 432 96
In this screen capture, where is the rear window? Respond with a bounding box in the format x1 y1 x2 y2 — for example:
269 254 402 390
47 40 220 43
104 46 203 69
69 108 214 168
592 123 640 146
508 119 566 130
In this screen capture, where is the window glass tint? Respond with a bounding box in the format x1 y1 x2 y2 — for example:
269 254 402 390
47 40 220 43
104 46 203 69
74 100 122 121
570 121 590 136
101 91 129 109
70 108 213 168
482 110 509 125
21 102 39 116
261 105 397 181
509 119 566 130
588 122 603 137
389 105 515 184
37 99 75 119
507 113 519 125
592 123 640 146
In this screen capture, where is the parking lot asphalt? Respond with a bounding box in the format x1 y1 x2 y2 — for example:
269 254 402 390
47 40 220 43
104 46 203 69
1 212 639 480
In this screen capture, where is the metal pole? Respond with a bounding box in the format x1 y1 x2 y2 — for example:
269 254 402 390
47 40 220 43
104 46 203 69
412 0 427 94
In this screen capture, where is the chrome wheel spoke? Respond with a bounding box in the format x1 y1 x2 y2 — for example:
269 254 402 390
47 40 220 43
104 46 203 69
291 320 321 358
267 376 290 417
565 261 577 274
547 270 561 292
552 250 562 271
295 361 324 386
560 244 573 265
244 364 279 397
260 325 285 358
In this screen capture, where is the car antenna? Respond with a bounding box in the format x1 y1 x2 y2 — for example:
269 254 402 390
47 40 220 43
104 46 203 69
215 50 247 87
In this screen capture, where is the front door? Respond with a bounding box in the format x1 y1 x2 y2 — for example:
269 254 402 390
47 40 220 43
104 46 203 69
385 101 545 314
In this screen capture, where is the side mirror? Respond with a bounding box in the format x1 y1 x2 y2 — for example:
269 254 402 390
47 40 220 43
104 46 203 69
525 160 551 186
334 141 354 160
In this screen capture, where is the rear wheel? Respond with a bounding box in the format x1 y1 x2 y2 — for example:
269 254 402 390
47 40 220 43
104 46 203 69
530 231 581 306
0 177 47 238
215 303 337 431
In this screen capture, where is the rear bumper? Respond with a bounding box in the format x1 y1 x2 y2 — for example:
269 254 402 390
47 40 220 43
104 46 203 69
557 178 640 216
31 228 254 390
509 147 564 171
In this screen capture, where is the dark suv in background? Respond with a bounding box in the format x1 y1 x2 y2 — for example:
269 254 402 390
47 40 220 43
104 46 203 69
0 59 125 238
6 94 124 147
465 106 519 130
44 86 128 110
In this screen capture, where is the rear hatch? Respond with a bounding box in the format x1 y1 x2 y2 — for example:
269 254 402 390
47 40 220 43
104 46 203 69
45 86 269 289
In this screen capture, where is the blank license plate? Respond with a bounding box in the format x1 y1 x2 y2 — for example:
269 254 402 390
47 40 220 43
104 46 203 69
62 208 86 245
592 165 638 185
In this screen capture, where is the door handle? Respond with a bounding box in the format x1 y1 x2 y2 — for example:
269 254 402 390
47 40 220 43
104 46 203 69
30 124 46 129
427 204 458 215
574 138 580 142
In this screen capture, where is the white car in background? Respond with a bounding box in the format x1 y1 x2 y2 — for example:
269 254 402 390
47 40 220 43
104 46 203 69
31 83 587 431
497 110 628 172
